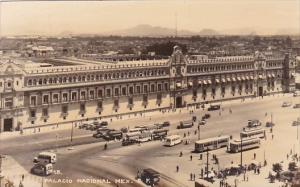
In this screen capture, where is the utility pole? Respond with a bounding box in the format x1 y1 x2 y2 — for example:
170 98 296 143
206 148 209 179
240 134 243 168
198 124 200 140
70 122 74 142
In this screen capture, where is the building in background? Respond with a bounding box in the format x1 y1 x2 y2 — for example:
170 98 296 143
0 46 296 132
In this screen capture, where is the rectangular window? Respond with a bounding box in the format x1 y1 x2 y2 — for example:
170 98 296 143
114 88 119 96
80 103 85 112
62 105 68 114
71 92 77 101
136 86 141 94
221 87 226 94
52 94 59 103
62 93 68 102
150 84 155 92
143 85 148 93
43 95 49 104
114 99 119 107
122 87 127 96
202 89 207 96
157 84 162 91
193 90 197 97
5 97 13 108
231 86 236 93
30 110 36 118
129 86 134 95
164 83 169 91
97 89 103 98
128 97 133 105
143 95 148 102
212 88 216 95
89 90 94 99
30 96 37 106
106 89 111 97
97 101 103 109
42 108 48 117
80 91 86 100
157 93 162 101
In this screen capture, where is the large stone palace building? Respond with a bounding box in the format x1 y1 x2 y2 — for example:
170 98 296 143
0 46 296 132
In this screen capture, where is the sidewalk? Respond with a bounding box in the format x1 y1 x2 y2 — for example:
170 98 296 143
1 155 45 187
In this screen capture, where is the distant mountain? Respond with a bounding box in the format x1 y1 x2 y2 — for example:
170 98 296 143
105 24 219 37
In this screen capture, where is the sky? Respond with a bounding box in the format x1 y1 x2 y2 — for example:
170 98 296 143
0 0 299 36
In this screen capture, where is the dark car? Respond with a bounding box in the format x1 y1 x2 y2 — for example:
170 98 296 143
208 104 221 111
202 113 211 120
92 133 103 138
177 121 194 129
79 123 89 129
152 129 168 140
100 121 108 127
103 130 123 141
140 168 160 186
122 139 137 146
155 121 171 129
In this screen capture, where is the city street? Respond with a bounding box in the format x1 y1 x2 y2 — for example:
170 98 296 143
1 93 300 187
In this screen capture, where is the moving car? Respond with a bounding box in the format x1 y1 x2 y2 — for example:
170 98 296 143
31 163 53 176
247 119 261 128
282 102 292 107
140 168 160 186
154 121 170 128
208 104 221 111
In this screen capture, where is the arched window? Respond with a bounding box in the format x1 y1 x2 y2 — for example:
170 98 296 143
43 79 47 84
28 79 32 86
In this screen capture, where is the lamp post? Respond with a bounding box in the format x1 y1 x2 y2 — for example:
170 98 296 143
198 124 200 140
240 133 243 168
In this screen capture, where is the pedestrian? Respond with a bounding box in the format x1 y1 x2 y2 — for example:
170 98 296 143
201 168 204 178
193 173 196 181
254 153 256 159
104 143 107 150
188 131 190 136
184 133 186 138
22 174 24 181
190 155 193 161
220 180 223 187
190 173 193 181
272 134 274 139
179 151 183 157
194 130 197 135
287 154 289 159
200 154 202 160
257 168 260 174
176 165 179 172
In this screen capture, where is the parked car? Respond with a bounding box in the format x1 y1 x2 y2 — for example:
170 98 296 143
282 102 292 107
103 130 123 141
247 119 261 128
79 123 89 129
122 139 137 146
100 121 108 127
154 121 170 129
208 104 221 111
92 133 103 138
140 168 160 186
293 104 300 109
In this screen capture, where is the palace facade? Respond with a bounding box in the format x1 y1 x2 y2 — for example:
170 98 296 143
0 46 296 132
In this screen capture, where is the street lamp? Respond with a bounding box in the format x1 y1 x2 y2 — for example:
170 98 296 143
240 133 243 168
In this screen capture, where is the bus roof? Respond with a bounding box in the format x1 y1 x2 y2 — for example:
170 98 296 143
165 135 181 139
195 135 230 144
39 152 56 156
125 132 141 137
242 127 265 133
231 137 260 143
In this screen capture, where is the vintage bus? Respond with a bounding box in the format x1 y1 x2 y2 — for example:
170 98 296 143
164 135 182 146
240 128 265 139
194 135 230 152
229 137 260 153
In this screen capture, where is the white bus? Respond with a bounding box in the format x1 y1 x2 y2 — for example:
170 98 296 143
240 128 265 139
124 131 141 141
195 135 230 152
34 152 57 164
229 138 260 153
164 135 182 146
